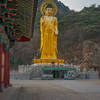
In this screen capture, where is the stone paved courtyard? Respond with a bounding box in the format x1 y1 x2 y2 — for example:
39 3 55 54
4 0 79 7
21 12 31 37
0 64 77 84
0 80 100 100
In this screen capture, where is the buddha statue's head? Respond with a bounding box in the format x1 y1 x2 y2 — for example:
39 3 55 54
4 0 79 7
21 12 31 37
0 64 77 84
45 8 53 16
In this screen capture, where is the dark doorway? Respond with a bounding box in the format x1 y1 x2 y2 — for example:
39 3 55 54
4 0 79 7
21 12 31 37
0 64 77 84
53 71 59 78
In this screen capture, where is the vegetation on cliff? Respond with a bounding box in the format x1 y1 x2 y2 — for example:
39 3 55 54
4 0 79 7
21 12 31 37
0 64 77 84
11 1 100 68
58 5 100 64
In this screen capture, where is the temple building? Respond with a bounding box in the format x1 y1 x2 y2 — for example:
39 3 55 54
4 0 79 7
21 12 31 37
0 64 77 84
0 0 38 91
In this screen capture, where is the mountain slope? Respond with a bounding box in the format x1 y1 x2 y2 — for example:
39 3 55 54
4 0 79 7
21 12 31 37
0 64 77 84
58 5 100 64
11 0 71 66
11 3 100 67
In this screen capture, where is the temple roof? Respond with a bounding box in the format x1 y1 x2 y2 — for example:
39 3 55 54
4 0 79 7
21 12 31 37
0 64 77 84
15 0 38 41
0 0 38 48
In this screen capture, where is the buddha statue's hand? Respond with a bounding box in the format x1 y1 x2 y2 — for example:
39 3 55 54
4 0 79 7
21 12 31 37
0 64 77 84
41 16 45 23
55 28 58 35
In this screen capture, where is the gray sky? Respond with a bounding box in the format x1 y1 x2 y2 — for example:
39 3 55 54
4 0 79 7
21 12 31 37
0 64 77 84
59 0 100 11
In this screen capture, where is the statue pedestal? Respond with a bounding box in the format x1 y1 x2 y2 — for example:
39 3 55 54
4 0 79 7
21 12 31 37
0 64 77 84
33 59 64 64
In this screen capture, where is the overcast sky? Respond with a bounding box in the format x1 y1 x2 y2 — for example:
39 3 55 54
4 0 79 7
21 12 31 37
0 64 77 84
59 0 100 11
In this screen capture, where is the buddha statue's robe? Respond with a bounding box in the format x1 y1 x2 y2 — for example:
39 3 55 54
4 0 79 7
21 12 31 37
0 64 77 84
40 16 58 59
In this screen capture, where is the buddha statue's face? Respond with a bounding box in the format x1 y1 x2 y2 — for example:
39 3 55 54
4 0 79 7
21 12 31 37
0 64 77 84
45 8 53 16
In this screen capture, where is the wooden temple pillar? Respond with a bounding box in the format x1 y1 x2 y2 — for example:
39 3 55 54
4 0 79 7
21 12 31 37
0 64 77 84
1 44 5 89
0 43 4 91
4 49 10 88
0 43 10 90
0 43 3 91
7 51 10 86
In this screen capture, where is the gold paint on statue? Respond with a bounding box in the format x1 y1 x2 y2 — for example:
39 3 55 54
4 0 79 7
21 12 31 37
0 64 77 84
33 0 64 64
40 8 58 59
40 0 58 16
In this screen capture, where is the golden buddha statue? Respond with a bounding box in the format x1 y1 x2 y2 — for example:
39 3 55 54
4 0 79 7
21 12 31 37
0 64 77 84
40 8 58 59
33 0 64 64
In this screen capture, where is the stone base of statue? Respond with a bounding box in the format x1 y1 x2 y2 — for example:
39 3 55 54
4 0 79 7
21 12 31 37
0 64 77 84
33 59 64 64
